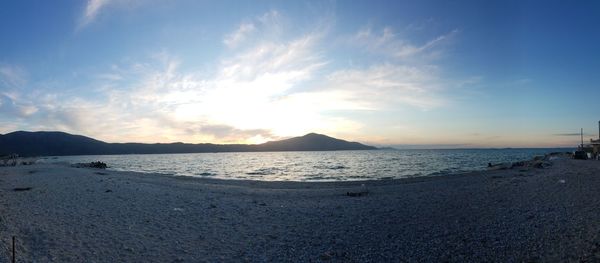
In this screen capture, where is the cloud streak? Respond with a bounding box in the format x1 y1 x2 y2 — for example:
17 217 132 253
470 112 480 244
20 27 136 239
553 133 594 136
353 26 458 59
324 64 443 110
224 23 256 48
78 0 112 29
0 64 27 88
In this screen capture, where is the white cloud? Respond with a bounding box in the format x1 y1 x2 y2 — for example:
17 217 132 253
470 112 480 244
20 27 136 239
78 0 112 29
223 23 256 48
0 64 27 88
0 92 38 118
0 65 36 118
77 0 145 30
222 10 285 49
323 64 444 110
354 26 458 59
258 10 281 24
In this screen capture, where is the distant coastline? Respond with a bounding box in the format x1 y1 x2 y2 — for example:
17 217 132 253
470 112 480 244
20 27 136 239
0 131 377 157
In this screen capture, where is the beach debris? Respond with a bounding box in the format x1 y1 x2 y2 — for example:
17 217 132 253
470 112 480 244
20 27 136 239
558 179 566 184
488 158 552 171
13 187 32 192
0 154 19 167
173 207 184 211
73 161 107 169
105 189 113 193
0 154 37 167
347 184 369 197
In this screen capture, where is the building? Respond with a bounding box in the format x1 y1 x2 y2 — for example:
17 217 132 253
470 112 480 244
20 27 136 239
579 121 600 159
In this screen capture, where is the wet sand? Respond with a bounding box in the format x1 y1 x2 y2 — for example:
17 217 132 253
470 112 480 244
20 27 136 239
1 158 600 262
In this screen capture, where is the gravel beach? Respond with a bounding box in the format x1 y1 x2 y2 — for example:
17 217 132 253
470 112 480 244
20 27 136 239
1 158 600 262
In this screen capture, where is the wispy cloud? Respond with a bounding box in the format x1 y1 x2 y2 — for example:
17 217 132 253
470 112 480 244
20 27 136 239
553 133 594 136
323 64 444 110
77 0 145 30
223 23 256 48
0 64 36 118
353 26 458 59
222 10 285 49
0 93 38 118
0 64 27 88
78 0 112 30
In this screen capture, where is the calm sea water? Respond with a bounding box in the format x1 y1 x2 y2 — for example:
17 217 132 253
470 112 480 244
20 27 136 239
40 149 571 181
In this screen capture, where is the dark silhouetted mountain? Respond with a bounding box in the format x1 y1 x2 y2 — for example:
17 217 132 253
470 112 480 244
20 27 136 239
0 131 376 157
256 133 375 151
0 131 110 156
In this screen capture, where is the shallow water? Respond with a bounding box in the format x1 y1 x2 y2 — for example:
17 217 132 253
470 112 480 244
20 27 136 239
40 148 571 181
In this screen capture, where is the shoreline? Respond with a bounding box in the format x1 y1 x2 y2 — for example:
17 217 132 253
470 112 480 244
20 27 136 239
2 158 600 261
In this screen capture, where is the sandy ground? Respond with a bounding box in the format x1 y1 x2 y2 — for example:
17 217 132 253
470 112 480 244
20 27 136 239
1 158 600 262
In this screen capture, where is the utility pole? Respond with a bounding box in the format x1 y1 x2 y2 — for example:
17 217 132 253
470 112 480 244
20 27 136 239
581 128 584 148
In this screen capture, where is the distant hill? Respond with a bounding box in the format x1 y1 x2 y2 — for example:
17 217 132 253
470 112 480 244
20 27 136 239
0 131 377 157
256 133 375 151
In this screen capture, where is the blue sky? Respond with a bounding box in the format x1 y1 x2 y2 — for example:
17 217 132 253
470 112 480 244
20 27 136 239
1 0 599 147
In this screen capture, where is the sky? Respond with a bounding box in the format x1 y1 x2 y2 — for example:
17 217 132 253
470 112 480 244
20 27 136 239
1 0 599 147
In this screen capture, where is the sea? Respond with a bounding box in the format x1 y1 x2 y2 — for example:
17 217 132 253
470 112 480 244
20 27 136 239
39 148 572 181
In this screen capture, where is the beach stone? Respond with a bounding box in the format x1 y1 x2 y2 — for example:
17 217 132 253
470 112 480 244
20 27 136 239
320 251 333 260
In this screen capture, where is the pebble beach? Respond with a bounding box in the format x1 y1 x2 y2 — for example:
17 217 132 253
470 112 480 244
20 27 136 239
1 157 600 262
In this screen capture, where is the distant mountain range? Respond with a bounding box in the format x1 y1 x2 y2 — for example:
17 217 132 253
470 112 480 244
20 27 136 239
0 131 377 157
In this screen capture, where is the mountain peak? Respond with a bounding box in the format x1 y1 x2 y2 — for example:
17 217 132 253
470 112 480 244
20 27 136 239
302 132 329 138
259 132 375 151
